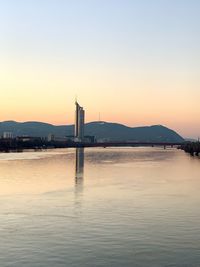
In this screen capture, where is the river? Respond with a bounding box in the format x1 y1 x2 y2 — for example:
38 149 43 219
0 147 200 267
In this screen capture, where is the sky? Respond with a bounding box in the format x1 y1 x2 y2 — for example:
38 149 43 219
0 0 199 138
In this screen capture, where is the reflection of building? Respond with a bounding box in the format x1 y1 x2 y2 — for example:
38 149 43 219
75 101 85 142
75 148 84 180
74 148 84 204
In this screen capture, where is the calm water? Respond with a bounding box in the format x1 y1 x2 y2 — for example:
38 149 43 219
0 147 200 267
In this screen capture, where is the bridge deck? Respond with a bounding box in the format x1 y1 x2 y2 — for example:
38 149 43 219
70 142 183 148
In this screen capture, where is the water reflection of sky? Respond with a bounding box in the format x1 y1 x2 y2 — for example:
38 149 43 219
0 148 200 267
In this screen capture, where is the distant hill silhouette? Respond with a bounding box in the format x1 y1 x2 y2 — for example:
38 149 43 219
0 120 184 142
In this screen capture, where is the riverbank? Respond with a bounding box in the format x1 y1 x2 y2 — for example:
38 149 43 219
180 142 200 156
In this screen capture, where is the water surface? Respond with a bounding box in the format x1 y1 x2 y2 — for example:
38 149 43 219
0 147 200 267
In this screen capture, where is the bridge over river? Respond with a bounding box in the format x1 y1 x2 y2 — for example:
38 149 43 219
71 141 184 148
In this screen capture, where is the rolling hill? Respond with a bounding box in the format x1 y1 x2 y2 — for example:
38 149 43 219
0 121 184 143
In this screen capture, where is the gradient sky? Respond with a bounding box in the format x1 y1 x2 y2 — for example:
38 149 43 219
0 0 199 138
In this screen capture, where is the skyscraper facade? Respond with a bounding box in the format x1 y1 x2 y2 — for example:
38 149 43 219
75 101 85 142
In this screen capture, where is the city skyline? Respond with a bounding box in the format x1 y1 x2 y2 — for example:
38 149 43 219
1 0 199 138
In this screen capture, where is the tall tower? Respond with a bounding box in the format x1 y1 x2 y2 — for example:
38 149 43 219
75 101 85 142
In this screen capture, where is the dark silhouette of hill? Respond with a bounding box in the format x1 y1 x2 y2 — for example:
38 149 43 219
0 120 184 142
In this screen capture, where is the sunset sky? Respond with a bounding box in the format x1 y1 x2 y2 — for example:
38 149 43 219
0 0 199 138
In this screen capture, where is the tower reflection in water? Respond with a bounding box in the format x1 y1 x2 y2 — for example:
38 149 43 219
75 148 84 188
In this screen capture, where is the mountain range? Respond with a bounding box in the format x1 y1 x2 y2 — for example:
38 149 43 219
0 121 184 143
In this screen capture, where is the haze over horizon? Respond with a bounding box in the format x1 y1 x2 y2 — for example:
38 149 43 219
1 0 199 138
